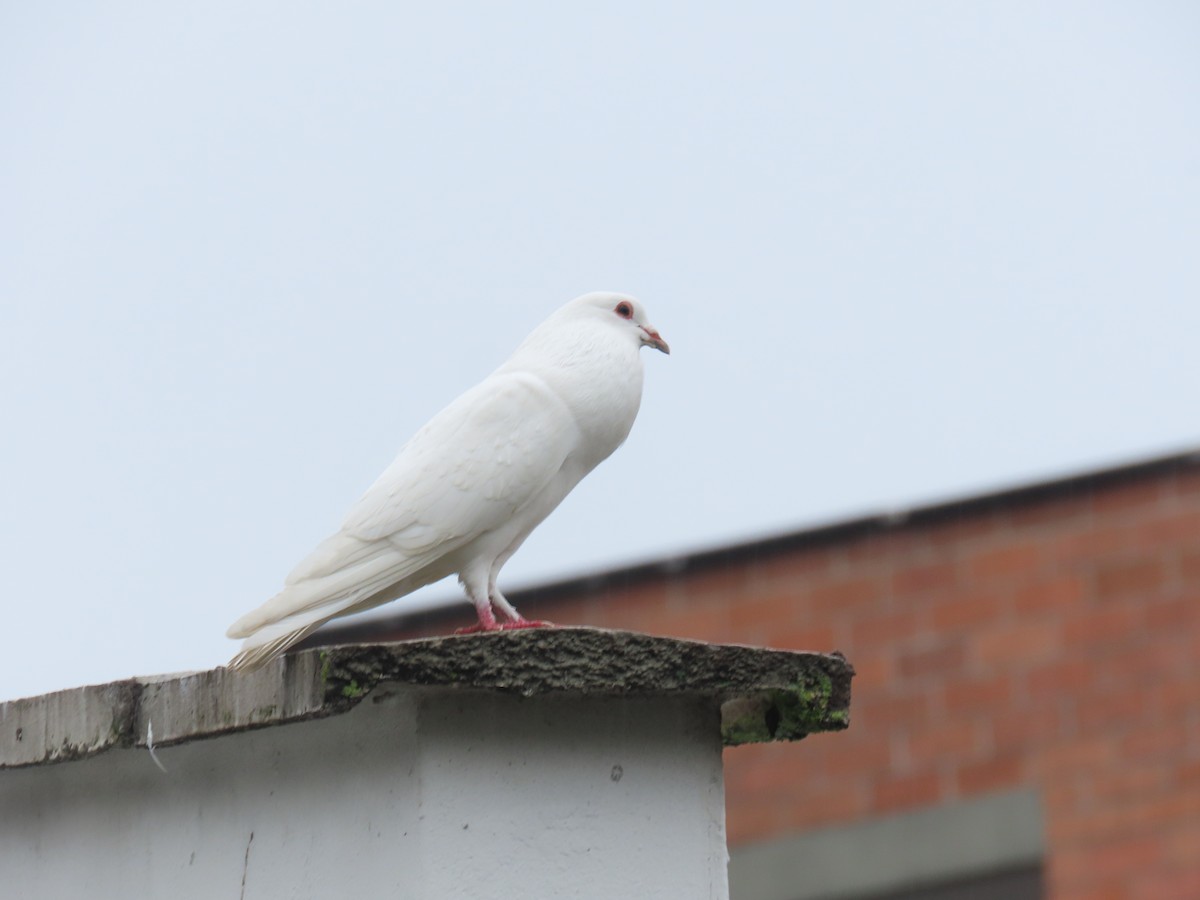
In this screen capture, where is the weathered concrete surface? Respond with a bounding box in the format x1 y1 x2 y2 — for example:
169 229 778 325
2 687 731 900
1 627 853 769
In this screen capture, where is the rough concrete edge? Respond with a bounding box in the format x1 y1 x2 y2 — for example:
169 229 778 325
314 628 852 747
1 628 853 769
0 679 144 769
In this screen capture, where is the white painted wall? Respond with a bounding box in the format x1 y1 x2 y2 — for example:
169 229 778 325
1 686 729 899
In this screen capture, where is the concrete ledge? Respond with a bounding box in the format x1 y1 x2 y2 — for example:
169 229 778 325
0 628 852 769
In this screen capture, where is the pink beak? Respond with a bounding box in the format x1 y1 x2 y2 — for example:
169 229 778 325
642 328 670 355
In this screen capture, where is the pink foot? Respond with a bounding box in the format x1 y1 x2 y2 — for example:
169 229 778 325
453 622 501 635
453 619 554 634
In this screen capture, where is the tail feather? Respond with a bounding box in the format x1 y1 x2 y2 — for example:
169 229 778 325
227 545 401 639
225 535 449 672
226 623 320 672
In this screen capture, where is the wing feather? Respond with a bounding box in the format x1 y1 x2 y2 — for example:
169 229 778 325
344 372 577 546
226 371 578 662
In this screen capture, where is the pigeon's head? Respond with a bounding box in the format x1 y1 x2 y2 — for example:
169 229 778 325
570 292 670 355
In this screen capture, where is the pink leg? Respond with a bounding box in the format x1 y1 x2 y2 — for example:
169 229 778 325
455 581 555 634
454 597 501 634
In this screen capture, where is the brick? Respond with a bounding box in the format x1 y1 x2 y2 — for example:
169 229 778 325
1087 763 1167 805
677 613 737 643
724 795 786 845
871 769 942 814
1180 547 1200 582
988 704 1062 754
1120 724 1190 763
1091 477 1167 516
1144 593 1198 631
854 689 935 732
1006 492 1090 528
929 589 1009 632
1050 524 1138 567
1075 687 1153 735
849 608 920 649
1052 788 1200 852
1176 468 1200 495
1164 821 1200 868
842 529 923 564
1012 574 1085 615
732 750 807 795
1093 556 1168 602
1063 604 1142 649
897 639 966 680
891 560 959 596
1140 509 1200 546
844 654 891 692
1036 736 1117 780
969 542 1045 580
1052 836 1164 889
728 593 800 635
749 548 836 588
804 575 888 612
956 754 1022 795
1105 638 1186 685
941 673 1012 716
1158 675 1200 719
1025 658 1096 699
1122 790 1200 837
1047 803 1129 847
639 604 732 642
1131 868 1200 900
972 619 1061 669
905 719 982 765
681 564 753 605
923 509 1003 546
1051 886 1129 900
1177 759 1200 786
779 784 868 832
723 743 784 788
815 734 894 778
765 623 837 653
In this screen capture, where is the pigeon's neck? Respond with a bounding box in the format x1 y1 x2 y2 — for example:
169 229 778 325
500 322 645 466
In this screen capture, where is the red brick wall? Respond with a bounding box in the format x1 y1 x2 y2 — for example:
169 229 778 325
394 464 1200 900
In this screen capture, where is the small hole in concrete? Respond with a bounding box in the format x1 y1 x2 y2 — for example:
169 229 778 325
764 704 781 738
611 764 624 782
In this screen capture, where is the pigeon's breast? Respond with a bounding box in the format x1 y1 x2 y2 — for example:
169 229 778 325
542 341 645 471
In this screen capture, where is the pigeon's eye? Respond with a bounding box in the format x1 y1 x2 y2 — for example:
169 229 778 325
615 302 633 319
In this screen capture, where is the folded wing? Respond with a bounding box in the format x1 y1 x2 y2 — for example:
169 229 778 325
226 372 578 669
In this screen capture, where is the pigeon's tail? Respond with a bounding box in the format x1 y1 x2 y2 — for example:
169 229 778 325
226 622 321 672
225 534 424 672
225 591 374 672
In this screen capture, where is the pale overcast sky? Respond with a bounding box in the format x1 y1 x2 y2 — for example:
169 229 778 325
2 2 1198 699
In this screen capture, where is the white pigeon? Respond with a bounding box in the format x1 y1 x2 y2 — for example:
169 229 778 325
226 292 669 670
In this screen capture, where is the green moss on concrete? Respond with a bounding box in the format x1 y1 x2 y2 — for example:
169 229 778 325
721 709 774 745
341 679 365 699
720 668 847 746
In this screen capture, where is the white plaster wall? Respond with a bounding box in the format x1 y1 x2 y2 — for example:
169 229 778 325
0 687 729 899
